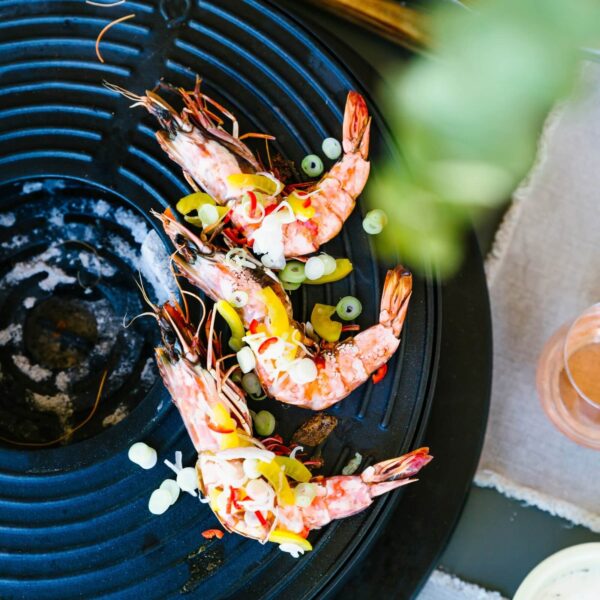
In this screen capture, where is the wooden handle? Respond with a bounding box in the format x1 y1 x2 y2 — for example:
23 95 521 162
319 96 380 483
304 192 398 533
304 0 428 50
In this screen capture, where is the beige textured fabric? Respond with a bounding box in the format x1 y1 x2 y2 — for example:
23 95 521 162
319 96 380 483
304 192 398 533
417 570 507 600
474 61 600 531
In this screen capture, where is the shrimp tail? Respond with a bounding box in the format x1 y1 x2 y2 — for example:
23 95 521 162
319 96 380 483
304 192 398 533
361 447 433 498
343 91 371 159
378 266 413 337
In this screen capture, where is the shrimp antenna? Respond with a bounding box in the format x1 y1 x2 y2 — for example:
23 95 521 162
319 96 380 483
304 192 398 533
206 309 217 370
181 290 207 337
169 253 189 321
103 81 143 103
123 312 158 328
218 363 239 395
134 272 158 312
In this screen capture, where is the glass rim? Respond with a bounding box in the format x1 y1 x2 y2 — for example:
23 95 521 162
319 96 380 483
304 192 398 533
562 302 600 409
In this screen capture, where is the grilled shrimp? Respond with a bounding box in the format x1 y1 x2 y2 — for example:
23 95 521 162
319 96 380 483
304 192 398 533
108 80 370 258
153 210 292 327
279 91 370 257
152 299 432 556
160 213 412 411
249 266 412 410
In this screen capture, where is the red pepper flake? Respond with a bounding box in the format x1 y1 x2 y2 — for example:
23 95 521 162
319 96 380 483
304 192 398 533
231 488 242 511
163 206 175 220
222 212 231 224
341 324 360 332
302 459 323 467
223 228 247 245
261 435 284 445
302 198 312 208
202 529 224 540
227 486 235 514
247 191 257 217
249 319 259 334
255 511 268 527
284 181 314 194
207 420 235 435
314 355 325 369
258 336 278 354
264 203 277 216
372 364 388 384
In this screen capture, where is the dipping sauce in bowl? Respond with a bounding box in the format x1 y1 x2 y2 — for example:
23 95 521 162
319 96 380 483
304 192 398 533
514 543 600 600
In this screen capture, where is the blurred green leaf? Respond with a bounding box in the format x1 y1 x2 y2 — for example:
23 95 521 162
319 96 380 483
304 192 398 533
370 0 599 276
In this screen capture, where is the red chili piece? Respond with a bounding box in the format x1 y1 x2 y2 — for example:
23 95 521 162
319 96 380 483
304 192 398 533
372 364 388 384
302 198 312 208
247 191 257 217
249 319 259 334
207 421 235 434
314 355 325 369
255 511 268 527
258 337 278 354
201 529 224 540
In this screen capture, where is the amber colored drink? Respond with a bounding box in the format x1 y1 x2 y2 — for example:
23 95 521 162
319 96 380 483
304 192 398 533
567 343 600 406
537 303 600 449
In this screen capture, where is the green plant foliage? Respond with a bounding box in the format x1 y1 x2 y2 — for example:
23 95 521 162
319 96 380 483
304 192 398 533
370 0 599 276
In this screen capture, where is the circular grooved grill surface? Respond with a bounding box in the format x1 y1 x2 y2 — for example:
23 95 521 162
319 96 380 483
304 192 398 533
0 2 440 599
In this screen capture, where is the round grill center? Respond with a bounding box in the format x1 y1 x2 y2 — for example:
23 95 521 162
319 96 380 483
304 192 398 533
0 177 173 449
25 297 99 369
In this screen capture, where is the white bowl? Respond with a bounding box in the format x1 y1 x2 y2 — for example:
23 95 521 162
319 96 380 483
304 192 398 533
514 543 600 600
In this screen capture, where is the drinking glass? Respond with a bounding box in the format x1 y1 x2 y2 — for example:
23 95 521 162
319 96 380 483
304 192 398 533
537 303 600 449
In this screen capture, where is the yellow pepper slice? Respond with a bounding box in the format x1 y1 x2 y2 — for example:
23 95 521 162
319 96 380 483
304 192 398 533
176 192 216 215
209 488 221 512
310 304 342 342
257 459 295 505
211 402 234 428
227 173 284 196
274 456 312 483
216 300 246 341
288 191 316 220
219 431 241 449
303 258 353 285
260 287 290 337
268 529 313 551
184 206 229 225
210 402 241 449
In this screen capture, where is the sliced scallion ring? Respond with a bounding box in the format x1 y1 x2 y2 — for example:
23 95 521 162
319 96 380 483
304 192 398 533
322 137 342 160
319 253 337 276
305 256 325 280
228 290 249 308
362 209 388 235
336 296 362 321
253 410 276 436
237 346 256 374
198 204 220 227
280 260 306 284
281 280 301 291
242 372 263 397
301 154 324 177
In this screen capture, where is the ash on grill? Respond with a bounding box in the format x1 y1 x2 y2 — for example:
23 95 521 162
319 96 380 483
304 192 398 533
0 178 173 447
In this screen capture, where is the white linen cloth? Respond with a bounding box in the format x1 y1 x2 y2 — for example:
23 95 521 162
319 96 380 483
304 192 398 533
418 571 507 600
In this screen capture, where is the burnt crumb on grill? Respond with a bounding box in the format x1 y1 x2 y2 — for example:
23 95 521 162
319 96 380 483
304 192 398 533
181 543 225 594
270 153 299 183
291 414 338 447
